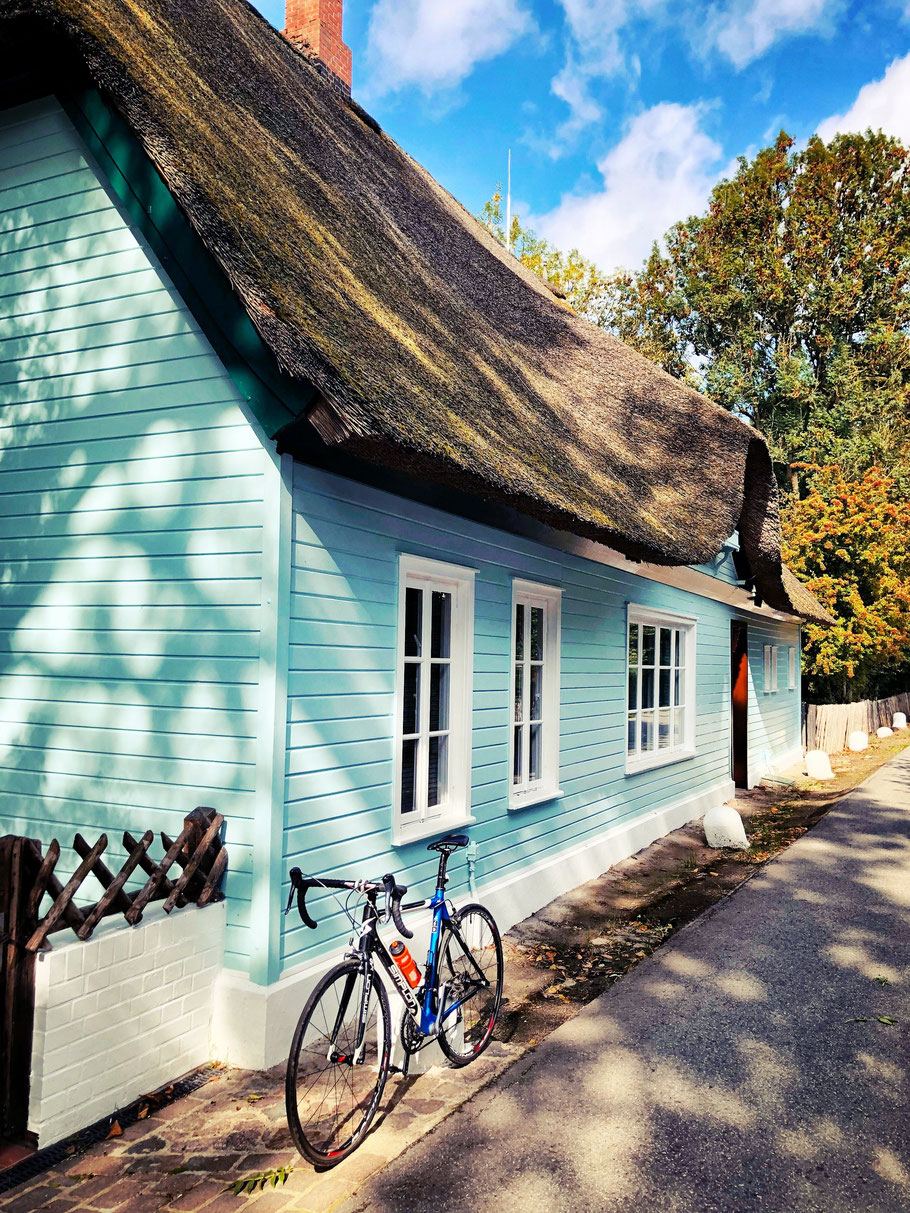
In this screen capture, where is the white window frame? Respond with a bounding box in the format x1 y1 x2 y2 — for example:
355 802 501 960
509 579 563 810
626 604 697 775
764 644 779 694
788 646 796 690
392 554 475 846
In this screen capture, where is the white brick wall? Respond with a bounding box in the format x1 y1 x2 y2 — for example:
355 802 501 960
29 902 226 1147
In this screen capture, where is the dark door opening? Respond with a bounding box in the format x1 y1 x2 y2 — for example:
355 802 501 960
731 623 749 788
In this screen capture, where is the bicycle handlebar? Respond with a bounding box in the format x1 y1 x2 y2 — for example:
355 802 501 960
285 867 413 939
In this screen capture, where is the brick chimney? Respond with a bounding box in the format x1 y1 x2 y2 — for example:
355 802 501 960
284 0 352 94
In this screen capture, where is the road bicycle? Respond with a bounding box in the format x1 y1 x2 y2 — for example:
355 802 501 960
283 833 504 1167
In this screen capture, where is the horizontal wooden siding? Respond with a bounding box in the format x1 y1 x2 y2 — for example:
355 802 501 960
281 465 774 970
0 98 271 969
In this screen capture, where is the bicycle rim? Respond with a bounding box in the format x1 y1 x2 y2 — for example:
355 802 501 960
285 960 390 1166
436 904 503 1066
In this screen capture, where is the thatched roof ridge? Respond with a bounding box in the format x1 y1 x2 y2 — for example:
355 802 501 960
1 0 827 621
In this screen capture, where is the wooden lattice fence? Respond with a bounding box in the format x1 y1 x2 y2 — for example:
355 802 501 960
804 693 910 755
0 807 227 1142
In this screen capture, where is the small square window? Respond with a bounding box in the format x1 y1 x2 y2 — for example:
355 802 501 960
626 606 696 774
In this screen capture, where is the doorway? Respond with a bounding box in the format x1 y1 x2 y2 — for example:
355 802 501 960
731 623 748 788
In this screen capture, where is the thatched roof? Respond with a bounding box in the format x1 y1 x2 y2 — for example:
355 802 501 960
1 0 830 623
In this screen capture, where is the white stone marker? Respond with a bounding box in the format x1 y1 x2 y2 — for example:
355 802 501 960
877 726 894 739
805 750 834 780
848 731 868 752
893 712 907 729
704 803 749 850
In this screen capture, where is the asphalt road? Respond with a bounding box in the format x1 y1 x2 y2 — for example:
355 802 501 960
340 751 910 1213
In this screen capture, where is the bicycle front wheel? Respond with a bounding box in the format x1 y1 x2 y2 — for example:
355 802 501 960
436 903 504 1066
285 960 391 1166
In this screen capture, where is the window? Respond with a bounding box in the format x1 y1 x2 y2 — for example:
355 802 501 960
394 555 475 844
763 644 779 693
626 606 696 773
788 646 796 690
510 580 562 808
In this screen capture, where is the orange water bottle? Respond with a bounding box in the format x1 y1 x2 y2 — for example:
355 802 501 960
390 940 421 988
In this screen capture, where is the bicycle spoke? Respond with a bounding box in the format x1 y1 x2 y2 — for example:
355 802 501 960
436 906 504 1066
286 963 390 1164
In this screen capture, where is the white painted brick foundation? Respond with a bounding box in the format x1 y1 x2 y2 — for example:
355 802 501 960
29 902 226 1147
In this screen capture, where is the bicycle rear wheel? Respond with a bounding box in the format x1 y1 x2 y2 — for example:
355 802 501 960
285 960 391 1166
436 903 503 1066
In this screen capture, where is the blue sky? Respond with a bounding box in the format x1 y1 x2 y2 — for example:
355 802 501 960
251 1 910 272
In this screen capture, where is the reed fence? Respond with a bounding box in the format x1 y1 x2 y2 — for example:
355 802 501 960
803 693 910 755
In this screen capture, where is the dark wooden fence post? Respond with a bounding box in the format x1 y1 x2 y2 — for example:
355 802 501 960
0 836 42 1142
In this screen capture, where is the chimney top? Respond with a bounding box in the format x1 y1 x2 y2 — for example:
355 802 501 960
284 0 352 94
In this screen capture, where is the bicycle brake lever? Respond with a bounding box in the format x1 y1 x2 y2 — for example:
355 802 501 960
284 867 301 915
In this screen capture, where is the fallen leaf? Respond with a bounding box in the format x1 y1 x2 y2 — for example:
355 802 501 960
105 1121 123 1139
877 1016 897 1025
137 1105 149 1121
874 976 891 987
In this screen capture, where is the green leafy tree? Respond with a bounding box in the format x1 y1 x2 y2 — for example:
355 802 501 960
599 131 910 489
782 465 910 702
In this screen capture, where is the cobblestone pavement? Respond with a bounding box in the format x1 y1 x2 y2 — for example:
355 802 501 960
0 1045 520 1213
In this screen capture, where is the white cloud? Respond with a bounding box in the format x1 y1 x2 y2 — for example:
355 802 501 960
531 102 724 272
705 0 842 69
817 53 910 144
365 0 534 95
548 0 842 137
549 0 665 133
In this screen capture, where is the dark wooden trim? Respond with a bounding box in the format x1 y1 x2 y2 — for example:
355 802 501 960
0 836 41 1141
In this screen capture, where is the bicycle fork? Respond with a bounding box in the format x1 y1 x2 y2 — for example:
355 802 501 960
326 967 373 1066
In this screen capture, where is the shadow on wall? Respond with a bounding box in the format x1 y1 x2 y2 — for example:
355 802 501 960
0 168 267 955
353 763 910 1212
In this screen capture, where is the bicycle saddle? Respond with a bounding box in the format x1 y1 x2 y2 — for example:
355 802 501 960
426 833 470 854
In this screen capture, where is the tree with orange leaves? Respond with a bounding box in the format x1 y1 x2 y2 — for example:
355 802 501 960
781 465 910 701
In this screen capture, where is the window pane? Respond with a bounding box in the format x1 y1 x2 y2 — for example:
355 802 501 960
403 662 420 735
530 606 544 662
431 591 451 659
659 668 671 708
660 627 672 667
674 630 681 666
642 668 654 710
676 630 685 667
673 706 683 746
640 709 654 751
428 734 447 807
658 708 671 749
628 670 638 711
628 623 639 667
642 625 656 666
530 664 543 721
674 668 680 707
514 663 524 723
404 587 422 658
529 722 542 781
400 739 417 814
515 603 525 661
513 725 523 785
627 713 637 754
430 662 449 732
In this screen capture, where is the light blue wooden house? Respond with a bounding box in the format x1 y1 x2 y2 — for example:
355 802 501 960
0 0 830 1076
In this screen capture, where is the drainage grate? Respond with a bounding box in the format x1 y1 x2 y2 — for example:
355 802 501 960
0 1066 216 1194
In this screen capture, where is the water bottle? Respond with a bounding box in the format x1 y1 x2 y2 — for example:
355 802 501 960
390 940 421 988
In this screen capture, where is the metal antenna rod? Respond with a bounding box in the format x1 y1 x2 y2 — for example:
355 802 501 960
505 148 512 254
